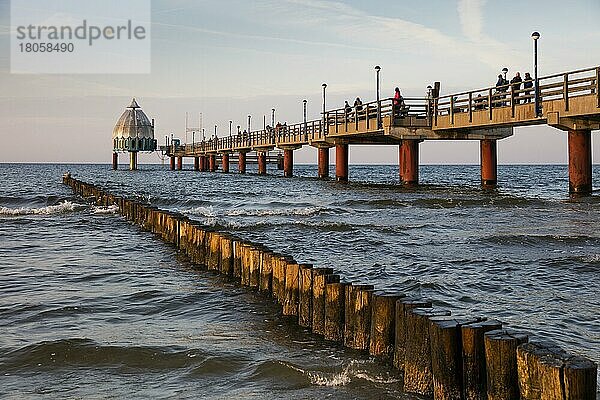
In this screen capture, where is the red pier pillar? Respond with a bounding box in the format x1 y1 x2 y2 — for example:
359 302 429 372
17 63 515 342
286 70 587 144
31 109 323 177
480 139 497 186
222 153 230 173
568 129 592 194
400 140 419 185
238 152 247 174
283 149 293 177
194 156 200 171
177 156 183 170
169 156 175 170
199 155 207 171
336 144 348 182
112 152 118 170
258 152 267 175
318 147 330 178
209 154 216 172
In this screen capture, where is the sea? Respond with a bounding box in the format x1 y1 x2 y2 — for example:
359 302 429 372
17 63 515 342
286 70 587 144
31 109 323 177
1 163 598 399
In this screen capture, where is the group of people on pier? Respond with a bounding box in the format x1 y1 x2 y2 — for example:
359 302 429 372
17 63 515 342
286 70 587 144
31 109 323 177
495 70 534 104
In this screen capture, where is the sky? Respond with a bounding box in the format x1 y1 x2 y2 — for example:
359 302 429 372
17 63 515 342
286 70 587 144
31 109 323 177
0 0 599 164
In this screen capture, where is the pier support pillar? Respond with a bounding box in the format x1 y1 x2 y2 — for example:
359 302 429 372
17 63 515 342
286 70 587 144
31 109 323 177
283 149 293 177
199 155 207 171
318 147 330 178
112 152 118 170
209 154 216 172
238 151 247 174
177 156 183 170
258 151 267 175
194 156 200 171
129 152 137 171
169 156 175 170
480 139 498 187
568 129 592 195
336 144 348 182
222 153 230 173
400 140 419 185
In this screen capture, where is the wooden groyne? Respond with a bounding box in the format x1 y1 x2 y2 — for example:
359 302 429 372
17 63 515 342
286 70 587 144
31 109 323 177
63 173 598 399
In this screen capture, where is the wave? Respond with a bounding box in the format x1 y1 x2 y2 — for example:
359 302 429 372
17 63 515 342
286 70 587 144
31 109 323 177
1 338 199 371
481 234 600 247
225 206 324 217
0 200 85 216
185 206 217 218
91 205 119 215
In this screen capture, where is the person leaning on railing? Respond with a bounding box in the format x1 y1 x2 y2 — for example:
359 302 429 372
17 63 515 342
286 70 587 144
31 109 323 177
393 87 408 118
523 73 533 103
510 72 523 104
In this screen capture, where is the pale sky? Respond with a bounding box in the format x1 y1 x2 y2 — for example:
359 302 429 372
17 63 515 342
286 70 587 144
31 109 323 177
0 0 599 164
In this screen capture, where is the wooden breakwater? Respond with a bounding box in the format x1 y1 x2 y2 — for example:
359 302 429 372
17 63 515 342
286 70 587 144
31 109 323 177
63 173 598 400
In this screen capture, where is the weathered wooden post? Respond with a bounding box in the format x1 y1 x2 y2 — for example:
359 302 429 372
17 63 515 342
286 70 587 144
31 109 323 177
403 308 451 396
517 342 597 400
298 264 314 328
311 269 336 335
462 319 502 400
394 298 432 371
369 292 405 359
259 250 274 294
220 234 234 276
283 262 300 316
344 284 374 351
248 245 263 289
429 316 482 400
484 329 529 400
324 281 349 342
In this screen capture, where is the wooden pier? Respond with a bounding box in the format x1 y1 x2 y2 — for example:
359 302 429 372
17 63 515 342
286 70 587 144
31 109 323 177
64 174 598 399
155 66 600 194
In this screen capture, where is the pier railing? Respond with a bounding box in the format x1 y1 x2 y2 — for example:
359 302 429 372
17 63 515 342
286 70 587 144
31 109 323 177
434 66 600 124
323 97 431 133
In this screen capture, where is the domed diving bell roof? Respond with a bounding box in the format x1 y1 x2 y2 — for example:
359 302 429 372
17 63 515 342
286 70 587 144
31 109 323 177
112 98 157 152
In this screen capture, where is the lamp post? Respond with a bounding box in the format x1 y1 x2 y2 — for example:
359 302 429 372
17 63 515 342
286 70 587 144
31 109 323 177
375 65 381 128
271 108 275 127
303 99 307 140
532 31 541 117
322 83 327 134
263 115 266 130
237 125 240 134
229 120 233 136
247 115 251 133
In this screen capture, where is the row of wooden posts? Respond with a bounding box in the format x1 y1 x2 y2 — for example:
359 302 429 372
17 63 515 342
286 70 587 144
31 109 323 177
63 173 597 400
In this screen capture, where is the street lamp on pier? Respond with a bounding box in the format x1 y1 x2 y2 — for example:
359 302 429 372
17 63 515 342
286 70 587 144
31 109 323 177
532 31 541 117
229 120 233 136
375 65 381 128
272 108 275 127
247 115 251 133
303 99 307 140
322 83 327 134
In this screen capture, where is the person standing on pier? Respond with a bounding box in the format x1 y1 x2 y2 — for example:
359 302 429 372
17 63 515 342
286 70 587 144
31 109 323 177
344 101 352 121
354 97 363 120
393 87 407 117
523 72 534 103
511 72 523 103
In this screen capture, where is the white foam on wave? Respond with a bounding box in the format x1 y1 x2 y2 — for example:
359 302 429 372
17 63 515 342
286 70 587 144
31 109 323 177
185 206 217 218
225 206 322 217
0 200 84 216
305 359 398 387
92 204 119 215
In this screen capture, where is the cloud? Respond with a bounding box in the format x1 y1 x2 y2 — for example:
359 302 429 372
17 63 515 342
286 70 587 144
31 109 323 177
457 0 486 41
